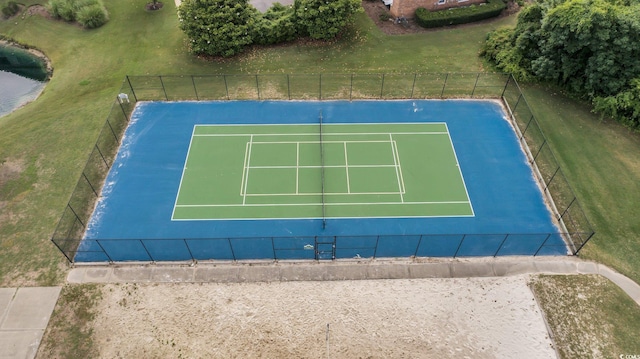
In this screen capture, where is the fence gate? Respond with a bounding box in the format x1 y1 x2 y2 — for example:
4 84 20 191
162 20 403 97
315 236 335 260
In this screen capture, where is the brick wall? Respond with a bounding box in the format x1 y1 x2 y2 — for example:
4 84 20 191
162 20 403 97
390 0 486 17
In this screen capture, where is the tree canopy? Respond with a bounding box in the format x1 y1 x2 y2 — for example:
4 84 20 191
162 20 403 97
178 0 362 57
482 0 640 129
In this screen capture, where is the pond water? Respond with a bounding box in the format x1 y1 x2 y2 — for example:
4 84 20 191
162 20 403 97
0 70 45 118
0 44 48 118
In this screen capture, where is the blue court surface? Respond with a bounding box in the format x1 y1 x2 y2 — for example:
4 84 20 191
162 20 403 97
78 100 567 261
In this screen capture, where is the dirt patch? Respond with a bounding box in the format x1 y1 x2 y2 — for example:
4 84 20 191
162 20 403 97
26 4 51 19
0 158 25 218
85 277 556 358
361 0 520 35
0 158 24 189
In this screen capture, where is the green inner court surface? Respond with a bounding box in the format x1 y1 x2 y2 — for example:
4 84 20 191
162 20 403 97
172 123 473 220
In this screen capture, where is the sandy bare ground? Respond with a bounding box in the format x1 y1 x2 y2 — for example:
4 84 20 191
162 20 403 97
92 276 556 358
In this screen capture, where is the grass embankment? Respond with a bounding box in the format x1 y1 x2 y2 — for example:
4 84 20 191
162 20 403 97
532 275 640 357
523 86 640 282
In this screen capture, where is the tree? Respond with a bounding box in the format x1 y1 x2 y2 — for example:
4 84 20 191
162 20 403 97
531 0 640 97
482 0 640 129
294 0 362 40
178 0 257 57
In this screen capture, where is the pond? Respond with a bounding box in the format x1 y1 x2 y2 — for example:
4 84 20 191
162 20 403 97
0 44 48 118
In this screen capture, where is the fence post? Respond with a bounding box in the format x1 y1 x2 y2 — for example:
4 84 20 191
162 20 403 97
512 93 523 114
380 73 385 99
319 73 322 101
106 119 118 142
440 73 448 98
67 204 85 229
191 76 199 100
271 237 277 260
82 172 99 197
139 240 155 262
183 239 196 262
51 238 74 263
544 167 560 192
287 74 291 100
494 234 509 257
453 234 465 257
532 139 547 162
126 76 138 102
533 234 552 256
95 144 108 168
373 236 380 258
349 74 353 101
501 74 511 98
574 232 595 255
520 115 535 141
95 240 115 263
558 197 576 221
255 74 260 100
228 238 237 261
410 73 417 99
223 75 229 100
471 73 480 98
159 76 168 100
413 235 424 257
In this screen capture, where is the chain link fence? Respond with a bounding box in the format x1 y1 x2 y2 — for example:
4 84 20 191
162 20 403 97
51 73 594 262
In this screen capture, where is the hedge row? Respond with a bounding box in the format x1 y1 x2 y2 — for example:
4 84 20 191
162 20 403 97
415 0 506 29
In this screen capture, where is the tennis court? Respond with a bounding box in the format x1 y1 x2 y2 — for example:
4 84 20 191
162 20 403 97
78 100 567 261
174 123 472 220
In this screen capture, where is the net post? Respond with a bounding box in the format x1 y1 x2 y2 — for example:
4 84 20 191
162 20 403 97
159 76 168 100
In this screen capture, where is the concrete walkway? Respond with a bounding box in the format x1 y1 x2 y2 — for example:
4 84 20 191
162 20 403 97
68 256 640 306
0 287 61 359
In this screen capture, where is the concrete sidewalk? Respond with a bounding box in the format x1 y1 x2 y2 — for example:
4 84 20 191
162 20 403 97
0 287 61 359
68 256 640 306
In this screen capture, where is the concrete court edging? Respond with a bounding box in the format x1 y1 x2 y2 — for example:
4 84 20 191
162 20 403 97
67 257 640 306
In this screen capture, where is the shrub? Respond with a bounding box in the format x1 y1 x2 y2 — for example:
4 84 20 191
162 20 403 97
76 2 109 28
48 0 76 21
415 0 506 29
254 3 297 45
179 0 257 57
47 0 109 27
294 0 362 40
2 1 20 18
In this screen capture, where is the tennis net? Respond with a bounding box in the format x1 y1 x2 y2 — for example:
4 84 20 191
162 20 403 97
319 109 326 229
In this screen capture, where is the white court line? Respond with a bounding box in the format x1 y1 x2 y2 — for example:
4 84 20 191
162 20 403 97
344 141 351 194
171 126 198 220
444 123 475 216
296 142 300 194
392 139 406 195
243 191 404 196
176 200 470 208
240 141 249 196
247 164 399 169
193 131 448 137
195 122 448 128
242 135 255 205
251 140 396 145
389 134 404 203
173 213 475 221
